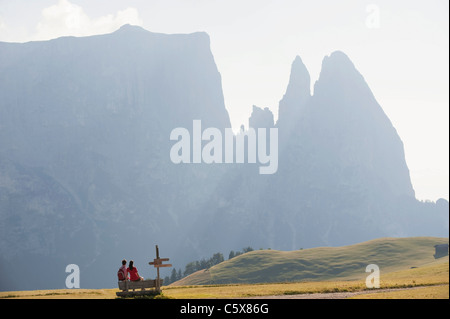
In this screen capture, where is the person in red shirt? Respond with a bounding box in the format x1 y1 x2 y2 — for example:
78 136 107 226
127 260 144 281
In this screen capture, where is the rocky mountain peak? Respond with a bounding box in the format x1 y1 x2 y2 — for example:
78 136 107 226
249 105 274 128
277 55 311 126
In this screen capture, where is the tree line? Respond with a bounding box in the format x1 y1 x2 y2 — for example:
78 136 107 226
163 247 255 286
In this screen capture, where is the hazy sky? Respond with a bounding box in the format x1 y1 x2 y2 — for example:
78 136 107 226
0 0 448 201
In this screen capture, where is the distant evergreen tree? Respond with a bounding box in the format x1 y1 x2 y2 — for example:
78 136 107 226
163 275 170 286
184 261 197 277
170 268 178 283
210 252 224 265
200 258 208 269
242 246 254 253
228 250 235 260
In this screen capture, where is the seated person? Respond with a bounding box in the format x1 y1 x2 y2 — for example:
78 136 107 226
117 259 129 281
127 260 144 281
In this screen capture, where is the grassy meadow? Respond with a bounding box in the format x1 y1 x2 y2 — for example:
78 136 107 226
0 237 448 299
174 237 448 285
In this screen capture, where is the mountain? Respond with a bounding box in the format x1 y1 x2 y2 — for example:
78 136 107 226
189 51 448 255
0 24 230 290
0 25 447 291
277 55 311 129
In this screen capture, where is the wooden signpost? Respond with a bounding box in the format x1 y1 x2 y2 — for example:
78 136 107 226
149 245 172 292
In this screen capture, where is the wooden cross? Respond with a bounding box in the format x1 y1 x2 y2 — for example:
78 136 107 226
149 245 172 292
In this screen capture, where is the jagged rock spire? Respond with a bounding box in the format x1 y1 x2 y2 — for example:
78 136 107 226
277 55 311 125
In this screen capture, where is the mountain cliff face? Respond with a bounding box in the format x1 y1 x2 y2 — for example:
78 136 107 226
0 26 447 291
0 25 231 290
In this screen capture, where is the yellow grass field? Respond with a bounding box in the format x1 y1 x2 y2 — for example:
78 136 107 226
351 284 449 299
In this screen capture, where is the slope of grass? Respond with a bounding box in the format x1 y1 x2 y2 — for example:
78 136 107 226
172 237 448 286
380 256 449 286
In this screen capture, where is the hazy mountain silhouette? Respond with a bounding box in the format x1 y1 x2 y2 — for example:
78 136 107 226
190 52 447 256
0 25 447 291
0 24 231 290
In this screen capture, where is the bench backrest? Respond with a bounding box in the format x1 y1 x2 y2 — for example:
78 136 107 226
118 279 163 291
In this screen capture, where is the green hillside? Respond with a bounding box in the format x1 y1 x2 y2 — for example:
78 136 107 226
171 237 448 286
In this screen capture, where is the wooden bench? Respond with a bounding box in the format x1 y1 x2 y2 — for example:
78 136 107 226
116 279 163 297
